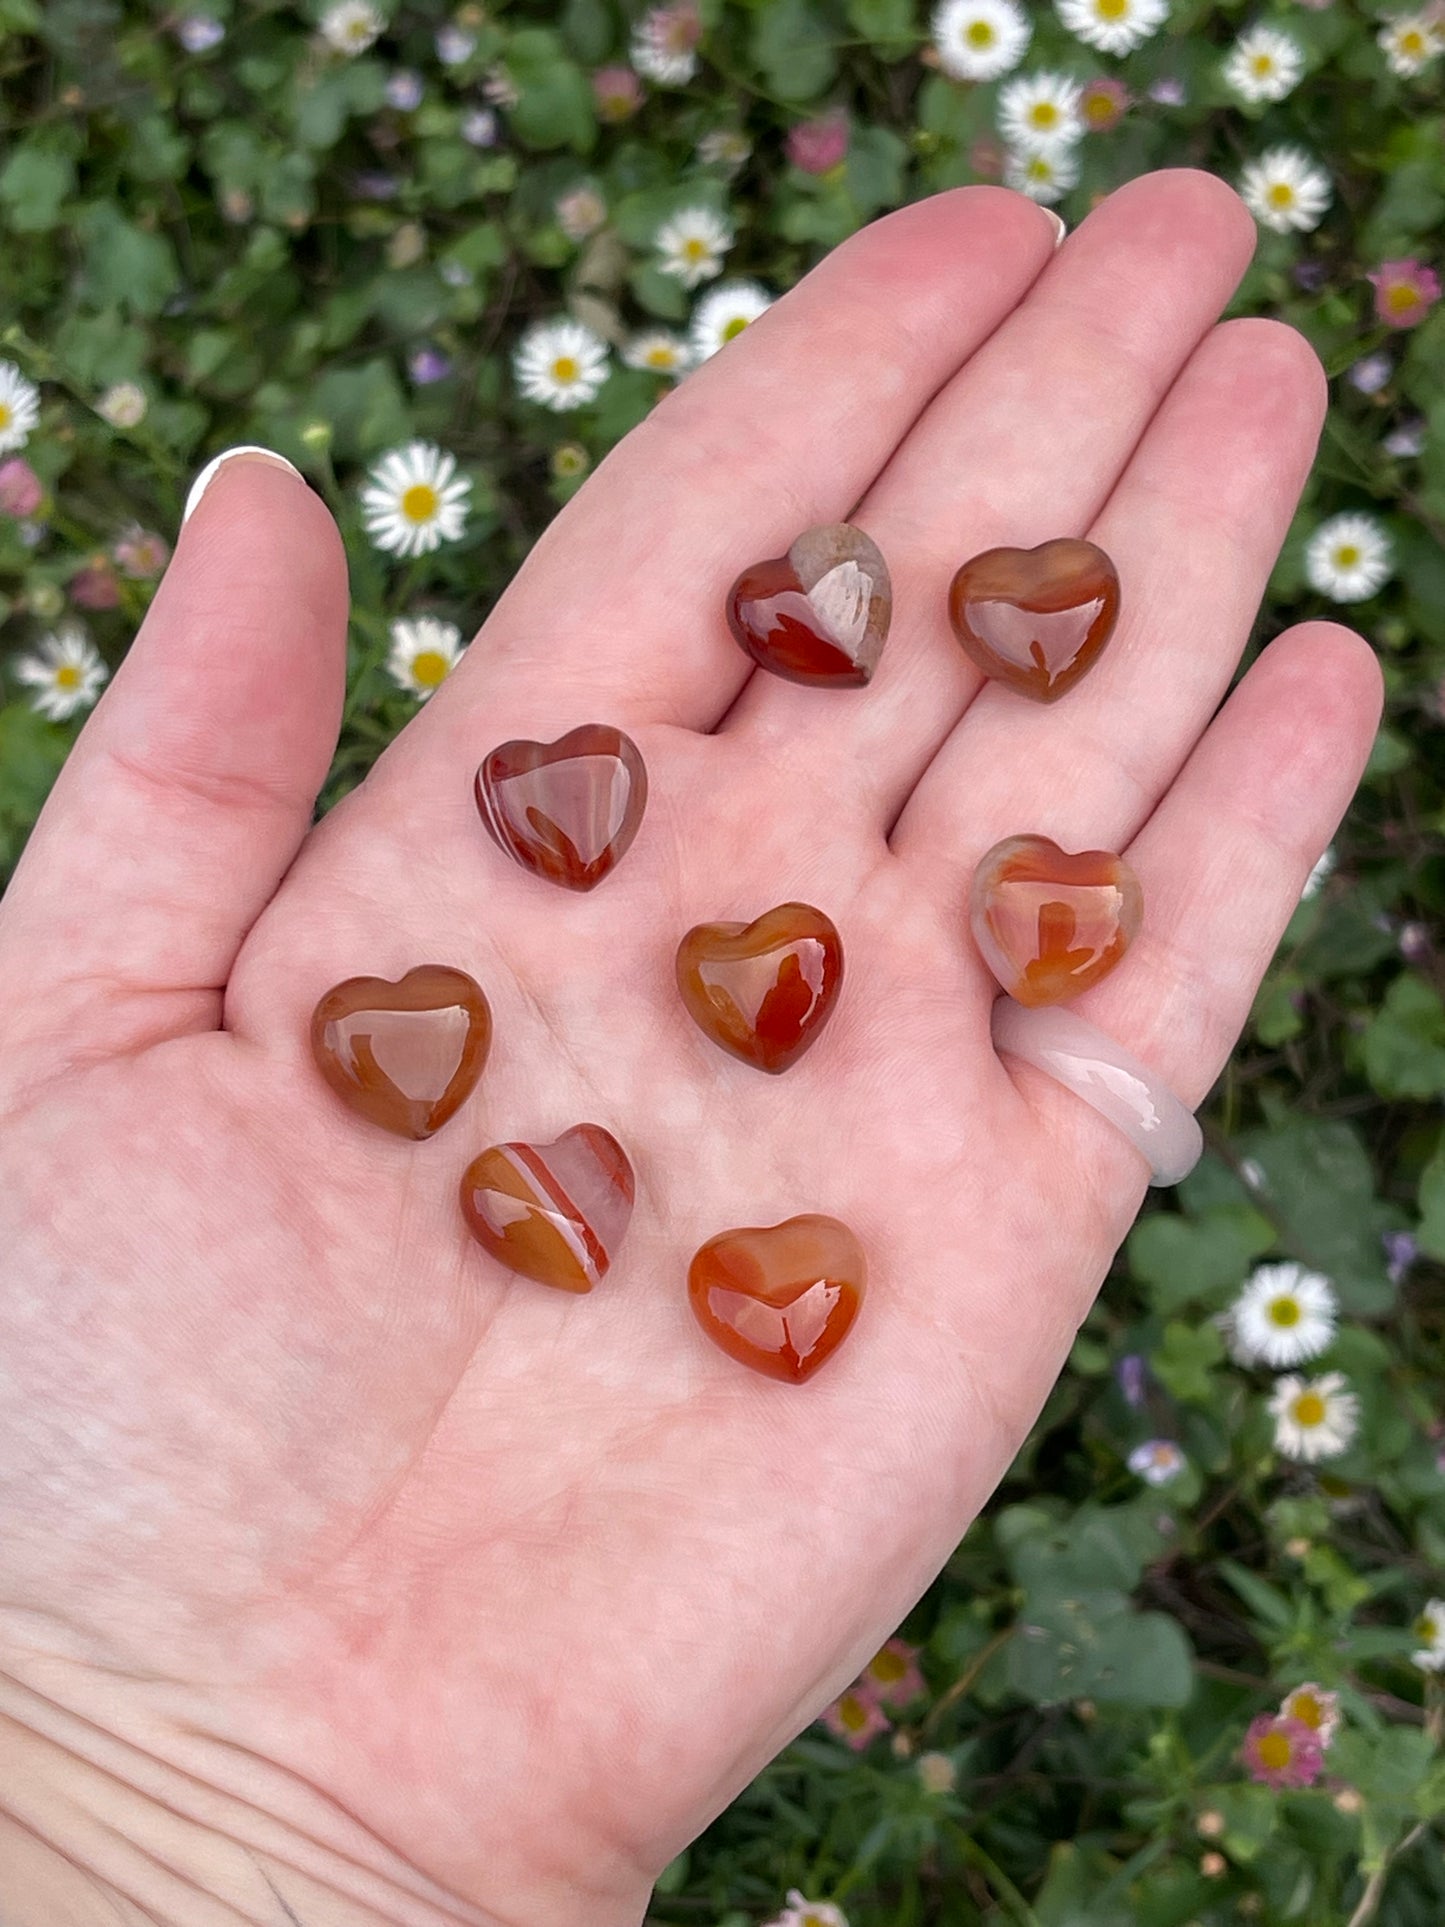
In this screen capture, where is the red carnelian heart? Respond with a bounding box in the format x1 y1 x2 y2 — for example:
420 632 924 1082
970 834 1142 1007
310 965 492 1138
676 903 843 1073
727 523 891 686
460 1125 635 1292
948 538 1120 703
689 1215 866 1383
475 724 647 891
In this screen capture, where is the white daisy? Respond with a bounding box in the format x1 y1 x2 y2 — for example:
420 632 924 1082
1224 26 1305 103
775 1893 849 1927
1378 14 1439 75
622 329 693 376
513 319 610 411
1004 144 1081 204
998 72 1084 154
697 128 752 169
1300 846 1335 900
555 186 607 242
0 361 41 454
1127 1439 1187 1486
1304 512 1393 602
1412 1599 1445 1673
12 623 108 722
386 615 465 699
1239 146 1332 233
1280 1682 1342 1745
689 281 774 361
631 3 701 85
1056 0 1169 57
320 0 384 56
359 442 471 558
655 206 733 289
1268 1372 1359 1463
931 0 1032 81
96 381 147 429
1227 1263 1337 1368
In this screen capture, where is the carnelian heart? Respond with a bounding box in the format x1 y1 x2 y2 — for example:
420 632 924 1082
970 834 1142 1006
475 724 647 892
676 902 843 1073
689 1215 866 1383
460 1125 635 1292
310 965 492 1138
948 538 1120 703
727 523 891 686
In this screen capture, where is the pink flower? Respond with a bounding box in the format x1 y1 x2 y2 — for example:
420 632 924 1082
591 64 643 121
786 110 849 175
1081 78 1130 131
113 527 171 580
1368 259 1441 330
968 135 1006 180
1241 1713 1325 1788
0 456 43 517
822 1687 890 1750
859 1637 925 1709
69 556 120 609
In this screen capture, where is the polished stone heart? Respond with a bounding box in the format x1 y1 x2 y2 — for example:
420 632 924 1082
310 965 492 1138
689 1215 866 1383
727 523 892 686
970 834 1142 1006
948 538 1119 703
460 1125 635 1292
676 902 843 1073
475 724 647 891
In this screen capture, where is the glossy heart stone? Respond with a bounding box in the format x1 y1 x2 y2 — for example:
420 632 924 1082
310 966 492 1138
459 1125 635 1292
475 724 647 891
947 538 1120 703
689 1215 866 1383
970 834 1143 1006
727 523 892 686
676 902 843 1074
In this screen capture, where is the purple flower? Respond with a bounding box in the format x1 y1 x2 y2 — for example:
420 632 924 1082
1148 76 1186 105
1292 258 1330 293
1384 1230 1418 1284
408 346 454 385
1116 1353 1147 1408
1383 419 1425 458
786 110 850 175
1348 352 1392 395
176 14 224 52
460 107 498 147
352 171 400 200
385 70 424 111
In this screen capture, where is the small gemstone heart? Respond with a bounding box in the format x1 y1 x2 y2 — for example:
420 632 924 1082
310 966 492 1139
475 724 647 892
948 538 1119 703
676 902 843 1074
727 523 892 687
689 1215 866 1383
970 834 1142 1006
460 1125 635 1292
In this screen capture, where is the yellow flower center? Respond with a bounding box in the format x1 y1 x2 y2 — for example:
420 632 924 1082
682 236 708 260
410 649 450 687
1027 156 1052 180
401 482 440 523
837 1693 869 1731
1400 28 1425 53
1030 102 1060 127
966 18 996 44
722 315 750 341
645 345 677 367
1085 92 1115 122
1257 1731 1293 1770
1267 1296 1301 1327
551 355 580 383
0 402 11 429
870 1647 907 1683
54 664 81 689
1290 1691 1323 1728
1252 53 1276 75
1097 0 1128 17
1385 281 1420 312
1267 182 1296 208
1292 1391 1327 1428
1415 1612 1437 1643
1334 544 1361 568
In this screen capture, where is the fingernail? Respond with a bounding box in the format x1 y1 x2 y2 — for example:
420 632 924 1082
1043 210 1067 248
182 445 304 527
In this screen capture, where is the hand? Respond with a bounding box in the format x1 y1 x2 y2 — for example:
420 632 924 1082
0 171 1380 1927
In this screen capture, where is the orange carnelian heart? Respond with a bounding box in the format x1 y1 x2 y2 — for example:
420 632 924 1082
727 523 891 687
689 1215 866 1383
948 538 1119 703
310 965 492 1138
475 724 647 892
676 902 842 1073
460 1125 635 1292
970 835 1142 1007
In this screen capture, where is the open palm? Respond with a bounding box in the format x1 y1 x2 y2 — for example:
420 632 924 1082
0 173 1381 1927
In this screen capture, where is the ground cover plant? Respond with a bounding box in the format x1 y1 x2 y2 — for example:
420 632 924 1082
1 0 1443 1920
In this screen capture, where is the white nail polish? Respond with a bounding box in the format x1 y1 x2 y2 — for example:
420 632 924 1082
182 445 304 526
1043 210 1067 248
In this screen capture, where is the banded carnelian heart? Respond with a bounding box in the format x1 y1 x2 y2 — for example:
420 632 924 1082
689 1215 866 1383
311 966 492 1138
970 834 1142 1007
676 903 843 1073
460 1125 635 1292
948 538 1120 703
475 724 647 891
727 523 891 686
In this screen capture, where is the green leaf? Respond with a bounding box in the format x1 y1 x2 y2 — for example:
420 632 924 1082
845 0 915 57
1362 974 1445 1099
1218 1559 1295 1630
1127 1205 1276 1314
1419 1141 1445 1263
1232 1119 1397 1314
0 703 70 876
507 30 597 153
751 0 838 101
1088 1611 1193 1708
74 203 180 315
1148 1319 1224 1404
0 143 75 232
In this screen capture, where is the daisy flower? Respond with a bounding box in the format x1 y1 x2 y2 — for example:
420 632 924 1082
1348 351 1393 394
384 69 424 110
1004 144 1080 204
1377 14 1439 75
1128 1439 1187 1486
822 1687 889 1751
1239 147 1331 233
1056 0 1169 57
655 206 733 289
1226 1262 1337 1368
592 65 644 122
998 72 1084 153
1268 1371 1360 1463
0 361 41 454
697 128 752 169
96 381 147 429
0 456 42 517
1280 1682 1341 1747
176 14 224 51
1368 258 1441 329
555 186 608 242
1304 512 1393 602
386 615 465 699
917 1752 958 1794
113 527 171 579
1080 76 1130 129
12 623 108 722
435 24 477 65
319 0 384 56
1223 26 1305 103
460 107 498 147
631 1 701 85
930 0 1032 82
764 1892 851 1927
513 319 610 411
1412 1598 1445 1672
859 1638 925 1708
360 442 471 557
622 329 692 376
1241 1713 1325 1788
689 281 773 361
